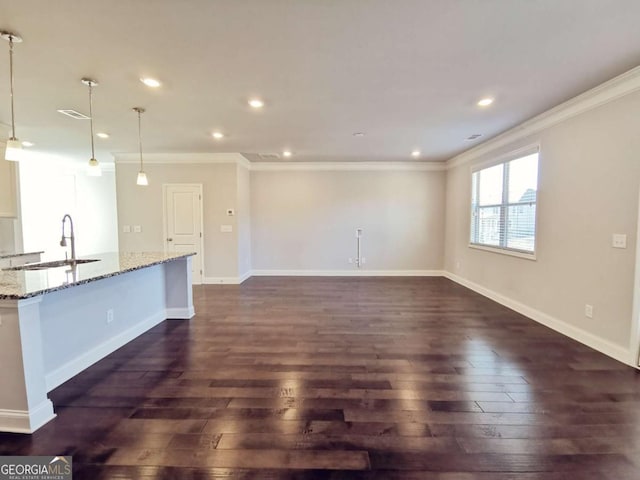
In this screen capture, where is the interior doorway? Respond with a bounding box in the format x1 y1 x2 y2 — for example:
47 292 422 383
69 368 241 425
162 184 204 284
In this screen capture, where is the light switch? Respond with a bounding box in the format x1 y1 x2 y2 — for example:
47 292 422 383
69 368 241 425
133 225 142 233
122 225 131 233
612 234 627 249
220 225 233 233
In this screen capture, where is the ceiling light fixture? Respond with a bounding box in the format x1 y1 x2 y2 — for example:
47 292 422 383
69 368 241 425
82 78 101 176
133 107 148 186
248 98 264 108
352 132 365 137
96 132 109 139
282 150 292 158
21 141 33 147
411 150 421 158
1 31 23 162
140 77 161 88
477 97 494 107
212 131 224 139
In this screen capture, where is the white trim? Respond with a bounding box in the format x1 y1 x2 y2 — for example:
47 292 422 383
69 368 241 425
45 310 166 391
251 161 446 172
0 296 43 308
203 276 246 284
250 269 444 277
0 400 56 434
443 271 633 367
468 244 537 261
447 65 640 169
469 143 540 173
239 270 252 283
631 188 640 366
115 152 248 166
166 306 195 319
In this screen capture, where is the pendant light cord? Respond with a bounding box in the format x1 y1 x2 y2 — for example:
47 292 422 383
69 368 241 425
8 35 16 140
137 109 144 170
88 82 96 159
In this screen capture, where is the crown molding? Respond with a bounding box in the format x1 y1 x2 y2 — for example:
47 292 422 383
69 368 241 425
250 161 446 172
447 65 640 169
114 152 248 166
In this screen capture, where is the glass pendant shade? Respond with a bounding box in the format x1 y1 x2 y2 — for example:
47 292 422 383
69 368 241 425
5 138 22 161
87 157 102 176
136 171 148 186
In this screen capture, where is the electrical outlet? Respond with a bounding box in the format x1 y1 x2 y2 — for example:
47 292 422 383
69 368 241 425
106 309 114 324
133 225 142 233
122 225 131 233
456 260 461 270
612 234 627 249
584 304 593 319
361 257 366 264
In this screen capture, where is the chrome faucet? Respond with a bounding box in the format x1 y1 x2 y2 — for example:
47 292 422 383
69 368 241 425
60 214 76 263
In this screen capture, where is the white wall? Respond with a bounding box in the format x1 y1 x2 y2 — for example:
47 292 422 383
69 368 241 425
115 157 241 280
444 89 640 361
251 168 445 272
237 164 251 278
18 155 119 260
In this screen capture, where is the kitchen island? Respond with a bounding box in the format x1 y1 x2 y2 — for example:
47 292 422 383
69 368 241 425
0 252 195 433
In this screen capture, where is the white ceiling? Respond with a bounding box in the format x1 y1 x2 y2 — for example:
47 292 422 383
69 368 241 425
0 0 639 164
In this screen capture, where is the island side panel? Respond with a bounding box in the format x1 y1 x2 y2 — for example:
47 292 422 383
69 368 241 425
40 264 168 391
0 297 56 433
165 256 195 319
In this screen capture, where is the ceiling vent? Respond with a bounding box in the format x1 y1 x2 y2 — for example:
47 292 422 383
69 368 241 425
465 134 483 141
57 109 90 120
258 153 281 161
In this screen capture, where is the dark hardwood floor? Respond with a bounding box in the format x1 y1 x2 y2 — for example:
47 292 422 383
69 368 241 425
2 277 640 479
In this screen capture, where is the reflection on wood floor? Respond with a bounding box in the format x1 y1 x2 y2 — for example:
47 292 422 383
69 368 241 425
2 277 640 479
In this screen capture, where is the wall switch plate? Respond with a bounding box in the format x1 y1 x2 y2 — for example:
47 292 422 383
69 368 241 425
122 225 131 233
226 209 235 216
106 309 114 324
220 225 233 233
133 225 142 233
612 234 627 249
585 304 593 318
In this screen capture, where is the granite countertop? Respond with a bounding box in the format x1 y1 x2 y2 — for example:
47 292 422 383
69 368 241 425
0 252 195 300
0 251 44 260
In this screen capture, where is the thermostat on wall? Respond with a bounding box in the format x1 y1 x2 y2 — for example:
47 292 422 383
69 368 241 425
226 208 235 216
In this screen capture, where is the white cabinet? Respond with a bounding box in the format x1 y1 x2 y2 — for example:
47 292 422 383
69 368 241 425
0 160 17 218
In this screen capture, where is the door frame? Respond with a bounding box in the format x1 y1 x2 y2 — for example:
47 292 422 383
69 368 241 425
162 183 205 285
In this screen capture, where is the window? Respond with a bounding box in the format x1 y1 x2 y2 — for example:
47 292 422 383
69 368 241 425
470 148 539 256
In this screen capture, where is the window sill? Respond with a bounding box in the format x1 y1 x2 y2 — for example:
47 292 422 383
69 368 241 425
468 243 537 261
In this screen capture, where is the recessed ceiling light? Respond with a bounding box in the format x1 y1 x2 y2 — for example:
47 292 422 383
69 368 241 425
248 98 264 109
96 132 109 139
21 141 34 147
352 132 365 137
411 150 421 158
282 150 292 158
57 109 90 120
477 97 494 107
140 77 161 88
212 131 224 139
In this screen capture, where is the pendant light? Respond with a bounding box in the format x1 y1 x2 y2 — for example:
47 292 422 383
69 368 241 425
133 107 148 186
82 78 101 176
1 31 23 162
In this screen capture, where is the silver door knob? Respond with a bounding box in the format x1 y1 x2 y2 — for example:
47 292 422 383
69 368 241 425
167 238 173 242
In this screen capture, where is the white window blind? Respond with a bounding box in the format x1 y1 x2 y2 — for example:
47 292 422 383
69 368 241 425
470 149 539 255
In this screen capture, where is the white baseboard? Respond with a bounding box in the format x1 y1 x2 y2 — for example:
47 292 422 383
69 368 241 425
0 400 56 433
166 306 195 319
204 276 244 285
443 271 633 367
239 270 252 283
250 269 444 277
45 310 167 391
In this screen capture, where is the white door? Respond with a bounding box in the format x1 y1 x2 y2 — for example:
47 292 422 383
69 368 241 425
163 184 204 284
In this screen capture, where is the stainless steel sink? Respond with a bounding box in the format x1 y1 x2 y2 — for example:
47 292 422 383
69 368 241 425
4 259 100 271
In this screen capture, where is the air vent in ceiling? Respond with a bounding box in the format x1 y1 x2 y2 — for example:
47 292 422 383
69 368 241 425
258 153 281 161
57 109 90 120
465 134 483 141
